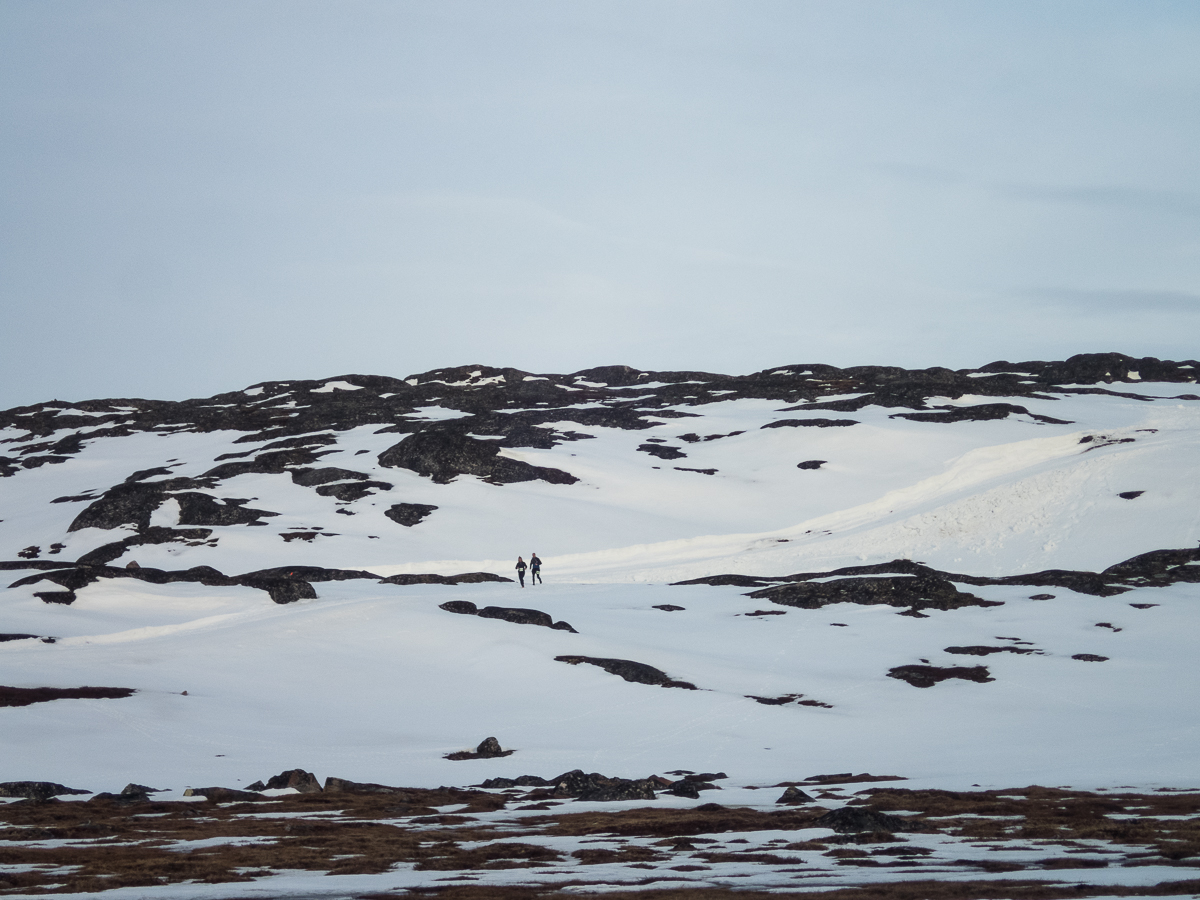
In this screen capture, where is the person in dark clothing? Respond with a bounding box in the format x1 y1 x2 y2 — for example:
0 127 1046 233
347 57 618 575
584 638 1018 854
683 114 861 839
529 553 542 585
515 556 527 587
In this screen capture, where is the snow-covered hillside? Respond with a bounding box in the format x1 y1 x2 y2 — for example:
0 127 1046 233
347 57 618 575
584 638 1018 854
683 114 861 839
2 353 1199 841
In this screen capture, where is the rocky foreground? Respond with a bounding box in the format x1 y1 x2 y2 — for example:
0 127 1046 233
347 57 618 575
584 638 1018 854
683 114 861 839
2 770 1200 898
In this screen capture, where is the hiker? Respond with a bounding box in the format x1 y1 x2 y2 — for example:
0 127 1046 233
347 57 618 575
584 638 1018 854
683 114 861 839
515 556 527 587
529 553 542 585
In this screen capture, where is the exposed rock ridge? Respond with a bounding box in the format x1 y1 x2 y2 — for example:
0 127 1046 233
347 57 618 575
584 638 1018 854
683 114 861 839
5 560 510 605
3 354 1195 484
674 546 1200 603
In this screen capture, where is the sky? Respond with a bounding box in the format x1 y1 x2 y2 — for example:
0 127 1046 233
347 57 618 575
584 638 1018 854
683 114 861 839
1 0 1199 409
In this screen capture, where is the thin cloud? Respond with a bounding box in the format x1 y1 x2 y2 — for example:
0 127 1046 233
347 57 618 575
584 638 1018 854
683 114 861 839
1025 287 1200 312
998 183 1200 217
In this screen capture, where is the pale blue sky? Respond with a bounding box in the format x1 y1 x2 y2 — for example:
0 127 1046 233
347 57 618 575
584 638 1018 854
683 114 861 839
2 1 1198 407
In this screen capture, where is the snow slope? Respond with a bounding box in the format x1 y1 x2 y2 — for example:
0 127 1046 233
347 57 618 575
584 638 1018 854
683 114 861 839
1 355 1198 801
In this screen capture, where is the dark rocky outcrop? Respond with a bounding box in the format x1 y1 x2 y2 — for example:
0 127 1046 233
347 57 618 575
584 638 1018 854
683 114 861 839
445 737 515 761
290 467 370 487
747 575 997 612
891 403 1071 425
382 571 510 585
762 418 858 429
247 578 316 604
0 686 135 707
887 665 994 688
799 773 907 785
547 769 660 802
476 775 551 789
245 769 322 793
378 429 577 485
89 783 165 803
554 656 697 689
777 786 816 805
477 605 553 627
1100 547 1200 587
384 503 439 526
746 693 832 708
663 774 723 799
315 480 393 502
34 591 77 604
323 777 409 795
813 807 912 833
11 561 236 598
676 545 1200 601
236 565 378 583
183 787 266 802
9 561 388 606
68 479 202 532
0 781 91 801
174 493 278 527
200 447 335 481
233 565 378 604
74 527 217 566
438 600 575 631
67 477 278 533
796 459 826 469
438 600 479 614
944 645 1038 656
2 354 1193 502
479 606 577 632
476 769 724 801
638 444 687 460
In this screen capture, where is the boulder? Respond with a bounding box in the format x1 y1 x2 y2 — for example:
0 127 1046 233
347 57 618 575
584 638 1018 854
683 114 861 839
777 786 816 805
323 777 408 794
554 655 697 689
183 787 266 802
0 781 91 801
258 768 322 793
478 606 553 627
475 737 505 758
637 444 687 460
476 775 550 789
887 664 994 688
90 783 164 802
445 737 515 760
549 769 659 802
813 806 910 833
439 600 478 614
384 503 439 526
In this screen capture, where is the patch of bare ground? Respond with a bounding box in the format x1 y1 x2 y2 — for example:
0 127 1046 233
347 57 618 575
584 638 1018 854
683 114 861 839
530 803 830 838
0 787 517 893
861 786 1200 855
3 785 1200 894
